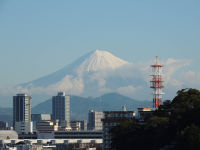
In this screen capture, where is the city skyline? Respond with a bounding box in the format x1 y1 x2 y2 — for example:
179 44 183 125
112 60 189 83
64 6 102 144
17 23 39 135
0 1 199 149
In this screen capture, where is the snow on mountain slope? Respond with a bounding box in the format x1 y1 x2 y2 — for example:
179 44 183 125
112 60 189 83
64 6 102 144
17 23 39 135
78 50 129 72
21 50 129 87
17 50 138 99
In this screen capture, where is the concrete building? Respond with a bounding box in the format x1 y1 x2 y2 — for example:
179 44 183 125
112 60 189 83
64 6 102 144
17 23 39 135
13 93 33 134
102 110 136 150
31 114 51 130
54 130 103 139
31 114 51 121
138 108 153 121
80 120 87 131
70 121 81 131
14 122 33 134
36 120 58 139
52 92 70 126
0 139 102 150
88 110 103 131
18 132 37 139
71 120 87 131
13 94 31 123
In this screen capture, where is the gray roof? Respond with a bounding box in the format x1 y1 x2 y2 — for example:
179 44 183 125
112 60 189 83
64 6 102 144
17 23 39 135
0 130 18 140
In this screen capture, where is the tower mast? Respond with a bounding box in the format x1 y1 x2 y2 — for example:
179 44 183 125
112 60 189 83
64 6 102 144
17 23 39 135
150 56 164 108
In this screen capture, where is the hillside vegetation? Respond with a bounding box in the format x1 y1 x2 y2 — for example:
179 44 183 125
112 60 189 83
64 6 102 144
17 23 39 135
111 88 200 150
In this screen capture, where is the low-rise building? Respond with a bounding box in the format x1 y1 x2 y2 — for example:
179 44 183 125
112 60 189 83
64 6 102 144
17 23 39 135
70 121 81 131
18 132 37 139
102 110 136 150
54 130 103 139
0 139 102 150
31 114 51 130
36 121 58 139
70 120 88 131
14 122 33 134
138 108 153 121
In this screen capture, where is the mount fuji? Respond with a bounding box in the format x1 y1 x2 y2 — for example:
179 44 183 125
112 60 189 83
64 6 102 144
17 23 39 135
21 50 130 88
5 50 151 106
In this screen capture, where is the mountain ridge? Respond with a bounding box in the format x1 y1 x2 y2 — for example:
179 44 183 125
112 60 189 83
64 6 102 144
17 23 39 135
0 92 152 122
32 92 151 120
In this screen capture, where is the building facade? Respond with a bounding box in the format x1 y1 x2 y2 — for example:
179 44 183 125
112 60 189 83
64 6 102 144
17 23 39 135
80 120 87 131
70 121 81 131
54 130 103 139
31 114 51 121
36 120 58 139
13 93 32 134
137 108 153 121
52 92 70 126
13 94 31 123
31 114 51 130
88 110 103 131
0 139 102 150
15 122 33 134
102 110 136 150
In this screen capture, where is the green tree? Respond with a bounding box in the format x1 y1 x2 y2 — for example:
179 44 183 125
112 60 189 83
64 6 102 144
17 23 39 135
170 88 200 131
111 88 200 150
176 124 200 150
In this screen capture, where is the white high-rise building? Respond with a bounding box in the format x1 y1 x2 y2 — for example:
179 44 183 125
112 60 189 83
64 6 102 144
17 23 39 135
52 92 70 126
13 93 33 134
88 110 103 131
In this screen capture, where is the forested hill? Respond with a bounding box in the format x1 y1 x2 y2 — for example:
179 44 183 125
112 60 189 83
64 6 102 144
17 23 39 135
111 88 200 150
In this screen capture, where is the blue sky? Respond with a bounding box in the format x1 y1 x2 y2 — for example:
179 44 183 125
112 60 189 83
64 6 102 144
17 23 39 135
0 0 200 88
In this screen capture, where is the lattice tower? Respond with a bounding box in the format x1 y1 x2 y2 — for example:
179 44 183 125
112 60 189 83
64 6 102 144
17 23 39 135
150 56 164 108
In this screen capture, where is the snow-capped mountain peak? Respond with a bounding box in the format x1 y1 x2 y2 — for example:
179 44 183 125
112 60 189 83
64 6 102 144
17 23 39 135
12 50 140 105
78 50 129 72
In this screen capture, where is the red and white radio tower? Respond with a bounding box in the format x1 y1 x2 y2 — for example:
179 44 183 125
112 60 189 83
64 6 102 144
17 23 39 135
150 56 164 108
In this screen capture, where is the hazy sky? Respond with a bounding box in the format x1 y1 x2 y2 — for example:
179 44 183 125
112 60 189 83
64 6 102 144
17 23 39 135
0 0 200 87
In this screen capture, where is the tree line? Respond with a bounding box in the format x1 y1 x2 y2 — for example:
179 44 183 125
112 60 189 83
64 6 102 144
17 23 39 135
111 88 200 150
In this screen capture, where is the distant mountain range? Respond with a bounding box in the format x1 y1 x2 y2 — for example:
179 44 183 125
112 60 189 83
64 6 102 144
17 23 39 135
0 93 152 122
6 50 150 106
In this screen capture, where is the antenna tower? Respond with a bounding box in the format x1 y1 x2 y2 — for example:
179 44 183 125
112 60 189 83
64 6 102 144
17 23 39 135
150 56 164 108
